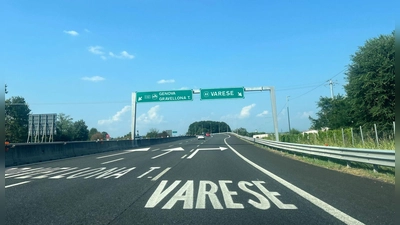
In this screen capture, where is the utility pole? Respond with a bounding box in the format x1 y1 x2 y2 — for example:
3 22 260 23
329 79 334 99
287 96 291 132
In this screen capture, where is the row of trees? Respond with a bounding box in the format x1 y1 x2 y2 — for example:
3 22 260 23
187 121 231 135
309 32 394 131
5 85 109 143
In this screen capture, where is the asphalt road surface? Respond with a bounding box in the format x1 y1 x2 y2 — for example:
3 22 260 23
5 133 395 225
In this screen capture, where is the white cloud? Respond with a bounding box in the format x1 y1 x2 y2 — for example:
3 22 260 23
88 46 104 55
238 104 256 118
179 87 189 90
64 30 79 36
137 105 164 124
81 76 105 82
221 104 257 120
100 56 107 60
157 79 175 84
299 111 314 119
109 51 134 59
98 106 131 125
84 28 90 33
256 110 269 117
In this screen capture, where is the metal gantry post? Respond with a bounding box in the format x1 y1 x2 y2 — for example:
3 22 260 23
131 92 137 145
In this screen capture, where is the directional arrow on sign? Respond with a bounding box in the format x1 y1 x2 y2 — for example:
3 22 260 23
152 147 184 159
96 147 150 159
187 146 227 159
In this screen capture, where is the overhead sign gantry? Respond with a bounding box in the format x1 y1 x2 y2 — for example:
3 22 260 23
132 86 279 142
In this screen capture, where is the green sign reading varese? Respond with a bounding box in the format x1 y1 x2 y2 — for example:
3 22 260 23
200 87 245 100
136 90 193 103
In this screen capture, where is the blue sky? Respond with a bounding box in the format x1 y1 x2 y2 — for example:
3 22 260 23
2 0 395 137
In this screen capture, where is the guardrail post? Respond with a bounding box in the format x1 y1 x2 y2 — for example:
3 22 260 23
346 161 351 168
373 164 379 173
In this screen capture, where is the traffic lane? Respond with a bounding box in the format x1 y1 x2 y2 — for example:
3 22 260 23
224 134 395 225
108 139 350 225
5 145 203 224
5 137 199 180
6 162 150 225
5 137 197 170
5 137 208 224
5 139 203 188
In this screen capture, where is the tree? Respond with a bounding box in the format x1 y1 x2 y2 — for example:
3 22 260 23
101 131 109 140
289 128 301 134
309 95 352 129
54 113 74 141
88 128 99 140
5 84 8 94
158 130 169 138
146 128 159 138
187 121 231 135
5 96 31 142
233 127 249 136
72 120 89 141
91 132 104 141
344 32 394 129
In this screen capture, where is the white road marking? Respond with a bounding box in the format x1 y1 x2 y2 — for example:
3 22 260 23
197 145 200 147
190 149 194 152
32 167 77 179
151 167 171 181
224 135 364 225
137 167 160 178
152 147 184 159
152 148 161 152
6 168 49 179
187 147 227 159
169 145 174 147
179 142 183 144
181 154 187 159
152 151 172 159
5 181 31 189
96 148 150 159
101 158 124 165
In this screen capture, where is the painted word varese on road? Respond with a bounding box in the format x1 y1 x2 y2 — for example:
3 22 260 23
145 180 297 210
137 90 193 103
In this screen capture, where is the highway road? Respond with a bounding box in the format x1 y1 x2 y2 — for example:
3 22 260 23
5 133 395 224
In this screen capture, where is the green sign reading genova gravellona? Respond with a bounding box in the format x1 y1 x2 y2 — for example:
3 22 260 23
200 87 245 100
136 90 193 103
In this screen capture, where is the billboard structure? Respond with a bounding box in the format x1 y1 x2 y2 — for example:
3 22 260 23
27 114 57 143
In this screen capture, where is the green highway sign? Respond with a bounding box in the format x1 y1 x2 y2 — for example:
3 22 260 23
200 87 245 100
136 90 193 103
172 131 177 133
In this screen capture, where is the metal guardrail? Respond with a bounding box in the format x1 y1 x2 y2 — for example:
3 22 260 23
234 134 395 168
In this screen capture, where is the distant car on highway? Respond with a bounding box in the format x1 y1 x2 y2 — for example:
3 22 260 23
197 135 205 140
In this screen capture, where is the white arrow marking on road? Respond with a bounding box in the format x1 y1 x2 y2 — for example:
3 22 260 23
96 148 150 159
187 147 227 159
152 147 185 159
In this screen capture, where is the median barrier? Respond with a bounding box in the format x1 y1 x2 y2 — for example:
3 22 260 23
5 136 194 167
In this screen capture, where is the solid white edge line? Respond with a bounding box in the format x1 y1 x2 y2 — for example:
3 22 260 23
101 158 124 165
5 181 31 189
224 135 364 225
181 154 187 159
151 167 171 181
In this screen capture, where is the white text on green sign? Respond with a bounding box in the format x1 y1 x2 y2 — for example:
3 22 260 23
137 90 193 103
200 87 244 100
